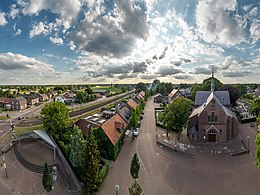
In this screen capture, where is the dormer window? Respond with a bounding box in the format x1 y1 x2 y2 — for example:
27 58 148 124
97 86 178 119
115 121 123 132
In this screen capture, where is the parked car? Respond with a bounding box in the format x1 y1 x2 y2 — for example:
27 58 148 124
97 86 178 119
140 115 143 120
133 128 139 136
18 115 25 120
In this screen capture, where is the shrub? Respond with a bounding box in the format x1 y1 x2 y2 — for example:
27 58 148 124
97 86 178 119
128 181 143 195
99 164 109 181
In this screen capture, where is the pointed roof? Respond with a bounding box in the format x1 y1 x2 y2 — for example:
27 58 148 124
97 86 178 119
188 125 198 134
190 92 236 118
194 91 230 106
101 114 128 145
168 89 183 98
139 91 145 98
127 99 138 109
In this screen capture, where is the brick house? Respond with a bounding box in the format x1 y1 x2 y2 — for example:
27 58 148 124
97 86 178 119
168 89 184 103
27 96 40 105
0 97 27 110
75 112 128 160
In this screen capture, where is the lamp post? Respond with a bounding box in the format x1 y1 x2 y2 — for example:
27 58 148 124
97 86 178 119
3 163 8 178
114 184 120 195
247 136 250 153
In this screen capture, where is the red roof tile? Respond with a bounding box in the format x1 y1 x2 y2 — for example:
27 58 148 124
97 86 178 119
127 99 138 109
101 114 128 145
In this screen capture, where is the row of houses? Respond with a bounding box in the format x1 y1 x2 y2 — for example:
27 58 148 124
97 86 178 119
0 93 52 111
154 88 186 104
74 91 145 160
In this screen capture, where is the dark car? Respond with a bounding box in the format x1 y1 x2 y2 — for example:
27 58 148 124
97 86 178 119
18 115 25 120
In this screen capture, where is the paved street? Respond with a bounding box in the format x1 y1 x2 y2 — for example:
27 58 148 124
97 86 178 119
99 97 260 195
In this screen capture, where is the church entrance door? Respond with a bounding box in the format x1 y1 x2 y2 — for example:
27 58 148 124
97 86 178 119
208 129 216 142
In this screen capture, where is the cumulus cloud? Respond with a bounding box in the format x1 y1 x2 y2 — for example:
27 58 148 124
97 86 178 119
140 74 158 80
156 66 182 76
18 0 81 30
68 41 76 50
72 0 149 58
196 0 245 45
15 29 22 36
249 20 260 42
49 36 63 45
222 70 252 77
0 52 54 72
221 56 248 70
29 22 50 38
0 12 7 26
174 74 191 80
9 4 19 19
193 67 212 75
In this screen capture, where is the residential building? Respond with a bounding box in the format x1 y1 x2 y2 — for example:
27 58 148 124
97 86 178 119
93 89 110 96
0 97 27 110
35 94 49 102
27 96 39 105
127 99 138 109
154 94 163 103
168 89 184 103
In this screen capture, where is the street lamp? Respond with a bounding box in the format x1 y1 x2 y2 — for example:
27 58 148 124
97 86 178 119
3 163 8 178
114 184 120 195
247 136 250 153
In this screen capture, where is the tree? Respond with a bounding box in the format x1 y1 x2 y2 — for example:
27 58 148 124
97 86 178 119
140 99 145 110
221 84 240 106
85 85 94 94
130 153 140 181
136 82 147 93
256 121 260 169
156 82 173 96
159 97 193 138
69 126 87 170
42 162 53 192
76 91 85 103
250 98 260 118
129 109 138 129
41 101 70 139
202 77 223 91
83 130 101 193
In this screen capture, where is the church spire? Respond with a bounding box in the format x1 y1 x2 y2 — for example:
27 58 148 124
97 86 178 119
211 65 214 92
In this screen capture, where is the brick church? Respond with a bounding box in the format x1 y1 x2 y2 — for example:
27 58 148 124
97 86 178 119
187 67 238 143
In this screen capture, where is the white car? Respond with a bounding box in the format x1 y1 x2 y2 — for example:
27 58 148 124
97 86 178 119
133 128 139 136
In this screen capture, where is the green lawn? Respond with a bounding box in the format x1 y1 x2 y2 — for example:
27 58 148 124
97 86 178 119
15 125 43 135
0 116 8 120
91 86 122 93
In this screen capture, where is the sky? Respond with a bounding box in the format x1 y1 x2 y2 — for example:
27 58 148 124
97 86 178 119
0 0 259 85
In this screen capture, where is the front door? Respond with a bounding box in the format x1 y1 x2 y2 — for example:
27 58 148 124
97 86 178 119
208 129 217 142
208 133 216 142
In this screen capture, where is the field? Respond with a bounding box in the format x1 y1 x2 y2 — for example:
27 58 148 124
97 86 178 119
91 85 122 93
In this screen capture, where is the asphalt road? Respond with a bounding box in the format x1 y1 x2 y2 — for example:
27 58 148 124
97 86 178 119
99 97 260 195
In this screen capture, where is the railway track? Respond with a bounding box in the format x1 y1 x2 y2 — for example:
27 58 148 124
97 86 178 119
69 90 133 117
17 91 134 127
